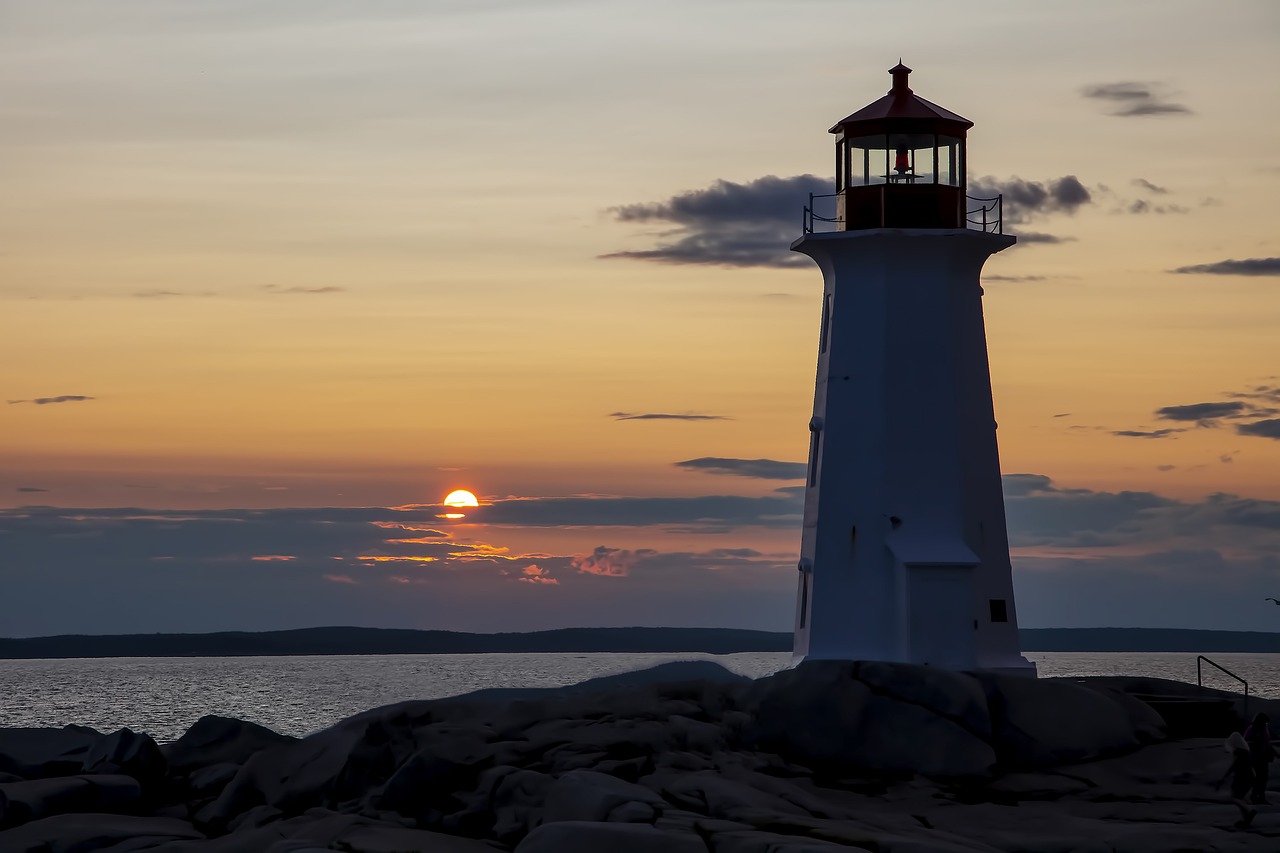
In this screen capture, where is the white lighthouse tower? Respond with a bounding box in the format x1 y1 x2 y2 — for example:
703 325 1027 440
791 63 1035 675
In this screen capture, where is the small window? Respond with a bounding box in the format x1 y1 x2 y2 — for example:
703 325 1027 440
819 294 832 353
989 599 1008 623
807 430 822 487
799 573 810 629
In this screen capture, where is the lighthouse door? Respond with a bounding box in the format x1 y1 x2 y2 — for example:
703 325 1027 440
904 564 977 669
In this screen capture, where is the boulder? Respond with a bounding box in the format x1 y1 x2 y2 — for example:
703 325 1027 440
515 820 708 853
373 736 493 818
0 727 102 780
203 716 414 827
0 813 202 852
186 762 240 799
854 661 991 738
976 673 1157 768
745 661 996 778
165 716 298 775
542 770 665 824
458 766 553 843
0 775 141 830
80 728 166 788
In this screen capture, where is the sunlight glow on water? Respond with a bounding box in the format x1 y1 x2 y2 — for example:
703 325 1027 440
1 651 1275 741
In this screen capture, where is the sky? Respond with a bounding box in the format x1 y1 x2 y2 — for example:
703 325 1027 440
3 0 1280 637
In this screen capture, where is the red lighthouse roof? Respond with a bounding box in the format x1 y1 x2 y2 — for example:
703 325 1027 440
829 63 973 137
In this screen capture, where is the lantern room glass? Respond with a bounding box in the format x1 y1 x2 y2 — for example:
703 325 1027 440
836 134 964 190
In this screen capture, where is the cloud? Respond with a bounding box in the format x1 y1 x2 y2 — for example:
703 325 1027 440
968 176 1092 225
572 546 651 577
15 486 49 493
519 565 558 585
602 174 830 269
0 504 795 635
1082 82 1191 117
675 457 806 480
5 476 1280 634
1155 401 1247 424
1237 419 1280 440
1171 258 1280 276
1013 232 1073 245
1124 199 1188 215
983 275 1048 283
610 412 730 422
1111 428 1183 439
7 395 96 405
262 285 345 294
1132 179 1169 195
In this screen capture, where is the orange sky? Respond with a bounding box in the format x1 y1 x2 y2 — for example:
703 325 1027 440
2 0 1278 634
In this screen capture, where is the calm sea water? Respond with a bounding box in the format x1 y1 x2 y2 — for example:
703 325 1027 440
2 651 1276 742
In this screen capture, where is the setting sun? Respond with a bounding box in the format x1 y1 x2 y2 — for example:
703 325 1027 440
443 490 480 508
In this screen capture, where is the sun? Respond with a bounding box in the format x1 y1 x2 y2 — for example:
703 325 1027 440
443 489 479 508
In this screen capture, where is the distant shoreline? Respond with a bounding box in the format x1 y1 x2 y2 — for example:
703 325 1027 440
2 626 1280 660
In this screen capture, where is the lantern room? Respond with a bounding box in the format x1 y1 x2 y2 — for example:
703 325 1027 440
830 63 972 230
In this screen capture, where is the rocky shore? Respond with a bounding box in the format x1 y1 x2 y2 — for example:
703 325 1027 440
1 660 1277 852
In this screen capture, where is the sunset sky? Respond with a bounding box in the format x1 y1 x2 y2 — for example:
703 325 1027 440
3 0 1279 636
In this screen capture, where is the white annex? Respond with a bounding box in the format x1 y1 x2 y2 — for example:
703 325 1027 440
791 64 1036 676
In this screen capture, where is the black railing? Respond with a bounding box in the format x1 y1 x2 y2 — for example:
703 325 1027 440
801 193 840 234
1197 654 1249 701
801 191 1004 235
965 194 1003 234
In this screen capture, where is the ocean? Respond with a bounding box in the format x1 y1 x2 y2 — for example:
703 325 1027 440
2 651 1276 742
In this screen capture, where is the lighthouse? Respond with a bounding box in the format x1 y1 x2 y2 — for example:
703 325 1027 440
791 63 1035 676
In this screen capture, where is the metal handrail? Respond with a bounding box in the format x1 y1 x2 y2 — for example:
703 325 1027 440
964 194 1003 235
802 190 1004 235
802 192 840 234
1197 654 1249 700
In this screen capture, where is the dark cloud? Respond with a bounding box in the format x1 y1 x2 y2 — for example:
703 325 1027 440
1111 428 1183 439
1155 401 1246 423
262 285 346 294
132 289 218 298
610 412 730 422
1171 258 1280 276
0 505 795 635
1082 83 1191 117
968 176 1092 226
675 457 806 480
5 475 1280 634
1014 549 1280 631
473 493 802 529
7 395 96 405
983 275 1048 283
1013 232 1073 245
15 487 48 493
1125 199 1188 215
1237 419 1280 440
602 174 830 269
1132 179 1169 195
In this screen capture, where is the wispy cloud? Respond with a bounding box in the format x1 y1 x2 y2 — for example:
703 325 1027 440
1171 258 1280 276
262 285 345 294
1111 428 1184 439
675 457 805 480
1082 82 1191 117
1132 178 1169 194
15 486 49 493
8 395 96 405
609 412 730 422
